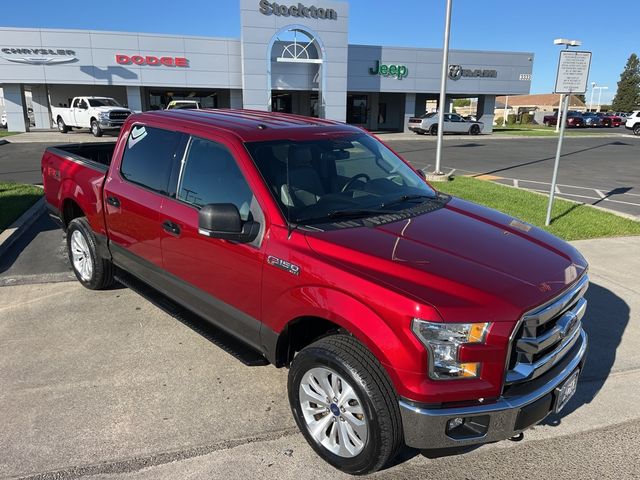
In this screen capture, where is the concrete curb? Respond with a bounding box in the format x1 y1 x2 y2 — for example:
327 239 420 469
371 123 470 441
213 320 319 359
0 196 46 259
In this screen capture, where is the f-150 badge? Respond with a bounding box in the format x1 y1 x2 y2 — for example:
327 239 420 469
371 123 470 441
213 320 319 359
267 256 300 275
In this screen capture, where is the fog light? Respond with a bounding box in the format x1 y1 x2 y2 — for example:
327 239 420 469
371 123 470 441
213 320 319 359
448 417 464 430
445 415 490 440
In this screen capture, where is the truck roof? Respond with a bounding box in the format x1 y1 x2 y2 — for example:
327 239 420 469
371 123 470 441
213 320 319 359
132 109 362 142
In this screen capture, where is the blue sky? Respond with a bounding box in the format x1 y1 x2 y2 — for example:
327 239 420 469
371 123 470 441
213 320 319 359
4 0 637 104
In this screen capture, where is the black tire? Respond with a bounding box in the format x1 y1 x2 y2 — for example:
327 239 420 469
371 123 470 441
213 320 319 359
66 217 114 290
288 334 403 475
429 125 438 136
91 119 103 137
469 124 480 135
634 124 640 136
57 117 69 133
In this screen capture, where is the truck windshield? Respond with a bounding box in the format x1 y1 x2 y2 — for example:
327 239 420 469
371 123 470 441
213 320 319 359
88 98 121 107
245 133 437 225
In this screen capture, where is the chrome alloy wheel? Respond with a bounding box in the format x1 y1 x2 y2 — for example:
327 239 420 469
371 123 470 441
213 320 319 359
70 230 93 281
299 367 368 458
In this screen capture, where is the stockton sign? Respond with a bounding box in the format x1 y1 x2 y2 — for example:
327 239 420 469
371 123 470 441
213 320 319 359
448 64 497 80
116 54 189 67
1 47 77 65
369 60 408 80
259 0 338 19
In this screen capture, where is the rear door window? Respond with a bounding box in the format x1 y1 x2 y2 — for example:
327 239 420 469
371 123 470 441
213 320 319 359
120 125 184 195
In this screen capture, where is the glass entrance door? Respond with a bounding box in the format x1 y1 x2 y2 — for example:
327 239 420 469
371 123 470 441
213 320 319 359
347 94 369 127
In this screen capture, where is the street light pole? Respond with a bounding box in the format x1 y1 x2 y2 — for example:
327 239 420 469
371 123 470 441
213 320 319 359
433 0 453 176
595 86 608 111
589 82 596 112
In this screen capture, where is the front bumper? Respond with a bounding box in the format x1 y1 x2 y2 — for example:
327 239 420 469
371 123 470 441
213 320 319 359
98 119 126 129
399 329 587 449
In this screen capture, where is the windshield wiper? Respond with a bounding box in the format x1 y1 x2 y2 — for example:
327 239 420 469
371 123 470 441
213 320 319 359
295 208 397 224
380 194 435 209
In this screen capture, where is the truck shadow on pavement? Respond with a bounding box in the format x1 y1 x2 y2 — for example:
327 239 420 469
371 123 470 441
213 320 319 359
542 281 629 426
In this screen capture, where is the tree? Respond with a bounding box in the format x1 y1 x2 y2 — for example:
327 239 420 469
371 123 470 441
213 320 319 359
612 53 640 112
453 98 471 107
575 94 586 103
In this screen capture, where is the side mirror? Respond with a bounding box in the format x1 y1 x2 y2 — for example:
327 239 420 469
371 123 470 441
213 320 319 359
198 203 259 243
416 168 426 180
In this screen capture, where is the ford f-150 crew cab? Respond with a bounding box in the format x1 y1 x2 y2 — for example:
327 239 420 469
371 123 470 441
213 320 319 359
42 109 589 474
51 96 132 137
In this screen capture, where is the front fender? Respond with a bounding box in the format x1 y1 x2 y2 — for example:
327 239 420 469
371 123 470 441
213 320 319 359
265 285 427 378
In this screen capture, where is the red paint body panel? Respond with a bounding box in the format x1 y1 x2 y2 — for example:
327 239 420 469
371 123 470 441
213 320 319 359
42 109 589 405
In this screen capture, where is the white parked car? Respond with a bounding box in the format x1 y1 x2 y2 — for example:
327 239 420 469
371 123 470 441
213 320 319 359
625 111 640 136
51 96 132 137
407 112 484 135
166 100 201 110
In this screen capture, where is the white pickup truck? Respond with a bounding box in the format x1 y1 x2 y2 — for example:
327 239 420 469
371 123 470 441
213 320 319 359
51 97 132 137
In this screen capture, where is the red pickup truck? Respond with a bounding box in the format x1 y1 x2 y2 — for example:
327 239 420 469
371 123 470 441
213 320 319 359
42 110 589 474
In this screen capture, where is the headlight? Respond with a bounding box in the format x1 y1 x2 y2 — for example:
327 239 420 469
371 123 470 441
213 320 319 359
98 112 110 119
412 319 490 380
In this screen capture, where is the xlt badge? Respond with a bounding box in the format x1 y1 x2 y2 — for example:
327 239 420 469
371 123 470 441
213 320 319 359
267 256 300 276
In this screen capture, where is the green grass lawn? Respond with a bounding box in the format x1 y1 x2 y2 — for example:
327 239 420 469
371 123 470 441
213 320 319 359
0 182 43 232
492 126 622 137
433 176 640 241
0 131 19 138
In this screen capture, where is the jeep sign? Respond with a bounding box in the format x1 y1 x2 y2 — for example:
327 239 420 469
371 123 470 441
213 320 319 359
259 0 338 19
369 60 408 80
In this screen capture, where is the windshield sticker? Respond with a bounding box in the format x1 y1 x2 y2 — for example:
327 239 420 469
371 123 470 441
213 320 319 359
128 125 147 149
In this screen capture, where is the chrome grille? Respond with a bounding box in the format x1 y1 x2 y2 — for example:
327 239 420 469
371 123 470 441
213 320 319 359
506 275 588 385
109 110 131 120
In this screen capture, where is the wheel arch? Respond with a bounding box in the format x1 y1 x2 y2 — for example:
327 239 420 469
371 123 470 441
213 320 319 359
263 286 415 390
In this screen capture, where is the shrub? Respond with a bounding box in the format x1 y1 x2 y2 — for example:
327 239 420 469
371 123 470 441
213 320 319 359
521 112 532 124
494 116 504 126
507 114 517 125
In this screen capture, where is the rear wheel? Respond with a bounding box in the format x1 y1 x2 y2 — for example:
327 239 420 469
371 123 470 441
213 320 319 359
429 124 438 136
57 117 69 133
66 217 114 290
91 119 103 137
634 124 640 136
288 334 403 475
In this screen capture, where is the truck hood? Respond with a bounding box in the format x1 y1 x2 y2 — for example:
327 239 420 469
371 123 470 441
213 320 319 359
304 197 588 322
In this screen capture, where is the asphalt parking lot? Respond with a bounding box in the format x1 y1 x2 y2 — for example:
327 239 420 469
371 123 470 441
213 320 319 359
1 209 640 479
1 131 640 478
2 131 639 217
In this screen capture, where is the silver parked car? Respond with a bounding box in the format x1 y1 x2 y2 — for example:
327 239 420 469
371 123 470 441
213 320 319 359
407 112 483 135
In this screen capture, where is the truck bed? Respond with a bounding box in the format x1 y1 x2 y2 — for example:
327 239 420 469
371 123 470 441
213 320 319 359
45 142 116 172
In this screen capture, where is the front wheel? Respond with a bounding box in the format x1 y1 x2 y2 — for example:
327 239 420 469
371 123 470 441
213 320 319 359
91 120 103 137
66 217 114 290
633 125 640 136
288 334 403 475
57 117 69 133
469 124 481 135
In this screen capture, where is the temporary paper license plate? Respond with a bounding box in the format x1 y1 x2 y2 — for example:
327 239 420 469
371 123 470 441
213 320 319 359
554 369 579 413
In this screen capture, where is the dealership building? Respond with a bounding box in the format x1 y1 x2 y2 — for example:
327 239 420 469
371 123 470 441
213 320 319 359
0 0 533 133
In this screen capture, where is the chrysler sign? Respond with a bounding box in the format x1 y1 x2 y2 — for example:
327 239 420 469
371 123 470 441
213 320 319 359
259 0 338 19
448 64 497 80
1 47 77 65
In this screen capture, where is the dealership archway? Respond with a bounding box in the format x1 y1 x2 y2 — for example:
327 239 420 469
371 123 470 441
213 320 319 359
267 25 325 118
